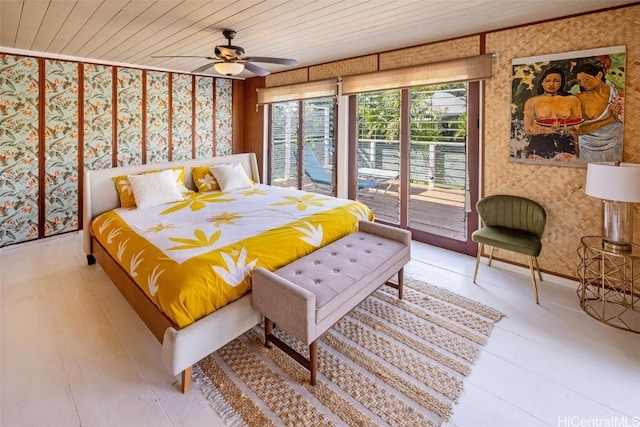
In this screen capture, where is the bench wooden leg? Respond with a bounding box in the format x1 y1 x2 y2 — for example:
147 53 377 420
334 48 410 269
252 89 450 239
264 318 273 348
265 330 318 385
384 268 404 299
181 366 192 394
309 340 318 385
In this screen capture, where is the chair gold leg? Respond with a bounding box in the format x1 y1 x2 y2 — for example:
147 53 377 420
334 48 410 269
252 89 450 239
488 246 495 266
528 256 540 304
473 243 483 283
533 257 543 281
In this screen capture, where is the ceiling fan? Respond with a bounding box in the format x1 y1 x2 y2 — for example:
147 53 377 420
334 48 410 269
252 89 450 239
153 29 297 77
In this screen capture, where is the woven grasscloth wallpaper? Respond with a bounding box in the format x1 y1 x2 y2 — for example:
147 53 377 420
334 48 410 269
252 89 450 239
485 6 640 278
264 5 639 279
265 36 480 87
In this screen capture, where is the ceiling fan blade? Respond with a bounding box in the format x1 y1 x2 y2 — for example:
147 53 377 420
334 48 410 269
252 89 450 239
151 55 217 60
243 62 270 77
192 62 217 73
244 57 297 66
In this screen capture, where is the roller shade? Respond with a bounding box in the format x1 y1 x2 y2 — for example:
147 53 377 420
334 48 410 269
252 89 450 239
257 78 338 105
341 54 493 95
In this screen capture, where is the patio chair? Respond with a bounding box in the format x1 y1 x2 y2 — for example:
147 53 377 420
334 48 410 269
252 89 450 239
472 194 546 304
303 147 379 192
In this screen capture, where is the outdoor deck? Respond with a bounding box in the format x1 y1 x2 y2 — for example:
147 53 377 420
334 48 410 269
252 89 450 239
358 183 467 241
300 179 467 241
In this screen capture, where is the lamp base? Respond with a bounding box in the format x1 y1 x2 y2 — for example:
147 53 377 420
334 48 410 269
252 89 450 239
602 200 634 253
603 239 633 253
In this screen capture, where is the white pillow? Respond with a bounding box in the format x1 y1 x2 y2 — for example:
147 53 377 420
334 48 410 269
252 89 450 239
127 169 184 209
210 163 253 191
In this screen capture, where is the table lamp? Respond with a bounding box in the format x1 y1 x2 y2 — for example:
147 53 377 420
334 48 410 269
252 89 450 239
585 161 640 252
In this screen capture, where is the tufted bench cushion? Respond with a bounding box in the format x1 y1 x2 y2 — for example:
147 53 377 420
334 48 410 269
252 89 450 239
252 220 411 384
275 227 407 325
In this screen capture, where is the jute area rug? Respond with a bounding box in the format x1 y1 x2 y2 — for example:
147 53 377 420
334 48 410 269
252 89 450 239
194 277 503 426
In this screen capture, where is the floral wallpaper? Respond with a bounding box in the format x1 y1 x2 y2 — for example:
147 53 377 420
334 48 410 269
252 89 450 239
171 73 193 161
146 71 169 164
116 67 143 166
215 78 233 156
44 59 79 237
195 76 214 158
84 63 113 171
1 54 233 247
0 55 39 246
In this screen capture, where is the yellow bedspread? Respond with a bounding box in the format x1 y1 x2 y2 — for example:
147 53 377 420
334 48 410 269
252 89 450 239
91 184 373 327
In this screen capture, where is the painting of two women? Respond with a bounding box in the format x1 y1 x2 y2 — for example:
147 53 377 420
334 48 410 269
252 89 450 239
510 45 625 167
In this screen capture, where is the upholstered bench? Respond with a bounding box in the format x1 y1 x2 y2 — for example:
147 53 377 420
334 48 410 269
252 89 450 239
252 220 411 385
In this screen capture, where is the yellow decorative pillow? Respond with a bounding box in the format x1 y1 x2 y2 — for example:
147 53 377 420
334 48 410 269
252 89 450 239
113 166 188 208
191 165 220 192
113 174 137 208
172 167 189 193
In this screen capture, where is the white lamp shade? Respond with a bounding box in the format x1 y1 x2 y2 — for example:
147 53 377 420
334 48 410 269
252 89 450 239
214 62 244 76
585 162 640 202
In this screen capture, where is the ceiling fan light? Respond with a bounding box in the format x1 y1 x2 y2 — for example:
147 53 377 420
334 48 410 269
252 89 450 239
214 62 244 76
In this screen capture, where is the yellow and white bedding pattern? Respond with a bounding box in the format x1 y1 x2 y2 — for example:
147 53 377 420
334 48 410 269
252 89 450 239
91 184 373 328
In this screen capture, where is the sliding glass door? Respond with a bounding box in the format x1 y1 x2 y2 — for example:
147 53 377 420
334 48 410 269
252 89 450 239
356 90 401 221
269 98 336 196
408 84 468 241
354 83 479 253
270 101 300 189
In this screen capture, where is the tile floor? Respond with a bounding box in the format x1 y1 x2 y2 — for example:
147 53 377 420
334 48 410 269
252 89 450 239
1 232 639 427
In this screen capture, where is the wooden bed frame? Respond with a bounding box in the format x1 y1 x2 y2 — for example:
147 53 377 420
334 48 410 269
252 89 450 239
83 153 264 393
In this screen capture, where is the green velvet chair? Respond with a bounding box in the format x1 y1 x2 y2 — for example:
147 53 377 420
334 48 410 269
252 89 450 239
472 194 547 304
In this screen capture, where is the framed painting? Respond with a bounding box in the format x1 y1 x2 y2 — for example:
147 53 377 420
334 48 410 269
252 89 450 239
510 45 626 167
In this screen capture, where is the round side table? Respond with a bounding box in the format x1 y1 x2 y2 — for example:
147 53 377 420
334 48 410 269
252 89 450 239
576 236 640 334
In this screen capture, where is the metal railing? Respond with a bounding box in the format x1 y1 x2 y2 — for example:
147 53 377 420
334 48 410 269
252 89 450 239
357 139 466 190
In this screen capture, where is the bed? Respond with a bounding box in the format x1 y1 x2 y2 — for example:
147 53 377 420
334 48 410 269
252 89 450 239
83 153 373 392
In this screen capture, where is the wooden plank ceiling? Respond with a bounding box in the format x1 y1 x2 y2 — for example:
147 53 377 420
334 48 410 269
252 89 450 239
0 0 635 79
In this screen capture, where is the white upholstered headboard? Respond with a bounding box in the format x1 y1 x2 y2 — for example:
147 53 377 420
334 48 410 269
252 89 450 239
83 153 260 258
